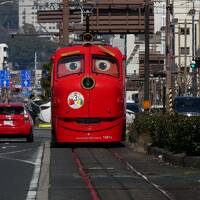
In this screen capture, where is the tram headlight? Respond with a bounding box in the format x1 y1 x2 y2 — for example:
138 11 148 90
81 76 95 90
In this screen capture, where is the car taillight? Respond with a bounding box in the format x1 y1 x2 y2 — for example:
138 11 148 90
24 114 29 122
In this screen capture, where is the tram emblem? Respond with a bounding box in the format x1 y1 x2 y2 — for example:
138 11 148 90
67 92 84 109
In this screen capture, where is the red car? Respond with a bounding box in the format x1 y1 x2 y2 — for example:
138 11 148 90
0 103 34 142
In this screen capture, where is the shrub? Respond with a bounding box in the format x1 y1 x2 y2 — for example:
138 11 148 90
127 113 200 156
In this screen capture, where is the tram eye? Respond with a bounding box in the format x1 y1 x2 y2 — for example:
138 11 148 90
65 61 81 71
95 60 111 71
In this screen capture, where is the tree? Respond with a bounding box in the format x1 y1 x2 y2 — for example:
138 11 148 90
40 62 52 101
0 2 18 29
7 23 59 70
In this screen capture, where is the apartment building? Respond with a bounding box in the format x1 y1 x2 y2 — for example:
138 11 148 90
18 0 60 33
173 0 200 69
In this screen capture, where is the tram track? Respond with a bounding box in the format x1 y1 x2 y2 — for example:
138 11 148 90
71 145 175 200
72 148 101 200
108 148 175 200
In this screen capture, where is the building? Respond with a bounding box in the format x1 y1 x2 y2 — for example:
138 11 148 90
173 0 200 95
174 0 200 68
18 0 60 33
119 1 166 103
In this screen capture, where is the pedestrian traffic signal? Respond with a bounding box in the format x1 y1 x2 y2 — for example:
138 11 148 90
190 60 196 69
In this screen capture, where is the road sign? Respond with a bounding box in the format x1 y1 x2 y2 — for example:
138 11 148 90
20 70 31 80
0 79 10 88
21 79 31 88
0 70 10 79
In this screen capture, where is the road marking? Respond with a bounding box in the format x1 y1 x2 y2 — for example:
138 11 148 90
26 145 44 200
0 149 32 155
0 156 36 165
1 146 17 149
89 167 114 170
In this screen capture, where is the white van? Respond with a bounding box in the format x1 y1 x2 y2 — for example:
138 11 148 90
126 100 142 124
38 101 51 123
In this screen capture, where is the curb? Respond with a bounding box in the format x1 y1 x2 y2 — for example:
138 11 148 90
36 141 50 200
38 123 51 128
126 141 200 169
148 146 200 169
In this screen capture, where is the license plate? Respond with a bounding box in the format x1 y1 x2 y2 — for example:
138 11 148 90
4 120 13 126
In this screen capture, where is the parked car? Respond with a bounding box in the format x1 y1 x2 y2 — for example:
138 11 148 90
126 101 142 124
173 96 200 116
149 104 164 113
38 101 51 123
0 103 34 142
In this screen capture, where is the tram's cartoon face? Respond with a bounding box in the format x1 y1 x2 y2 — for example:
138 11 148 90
57 54 119 78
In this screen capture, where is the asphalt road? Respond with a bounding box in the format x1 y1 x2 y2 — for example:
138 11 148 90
1 128 200 200
0 128 46 200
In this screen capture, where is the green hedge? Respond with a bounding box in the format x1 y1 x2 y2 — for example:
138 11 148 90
127 113 200 156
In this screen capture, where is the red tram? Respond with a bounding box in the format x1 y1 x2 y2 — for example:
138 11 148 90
51 36 126 143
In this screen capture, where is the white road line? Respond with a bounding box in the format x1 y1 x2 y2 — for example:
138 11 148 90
26 145 44 200
89 167 114 170
0 149 32 155
1 146 17 149
0 156 36 165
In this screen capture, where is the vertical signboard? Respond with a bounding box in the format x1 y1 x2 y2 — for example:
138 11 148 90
0 70 10 88
20 70 31 88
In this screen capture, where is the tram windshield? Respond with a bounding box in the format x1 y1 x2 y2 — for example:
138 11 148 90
57 55 84 77
92 55 119 77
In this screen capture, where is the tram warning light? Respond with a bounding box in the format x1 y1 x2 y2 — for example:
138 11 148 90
83 33 93 42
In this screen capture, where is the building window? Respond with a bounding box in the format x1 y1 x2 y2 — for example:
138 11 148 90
180 47 190 55
180 28 190 35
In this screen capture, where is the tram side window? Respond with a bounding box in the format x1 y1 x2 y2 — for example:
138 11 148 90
57 55 84 77
92 55 119 77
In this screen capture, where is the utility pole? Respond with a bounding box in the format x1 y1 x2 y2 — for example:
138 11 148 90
199 13 200 51
191 0 196 96
62 0 69 45
184 19 188 95
166 0 173 112
143 0 150 110
34 52 37 89
85 10 91 33
197 13 200 96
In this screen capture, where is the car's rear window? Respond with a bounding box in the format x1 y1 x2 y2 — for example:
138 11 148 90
173 97 200 112
0 107 24 115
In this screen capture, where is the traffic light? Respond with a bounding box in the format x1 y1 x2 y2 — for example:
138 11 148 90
190 60 196 69
195 57 200 68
